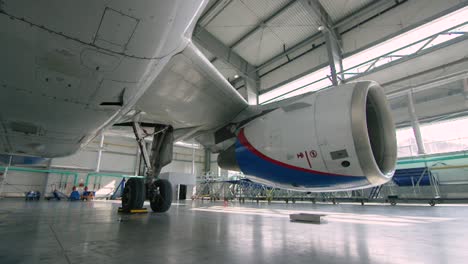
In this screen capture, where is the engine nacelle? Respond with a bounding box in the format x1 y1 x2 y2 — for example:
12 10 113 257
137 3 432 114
218 81 397 191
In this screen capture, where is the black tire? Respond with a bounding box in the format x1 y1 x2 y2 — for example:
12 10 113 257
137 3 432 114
429 200 436 206
122 178 145 212
150 179 172 213
390 201 397 206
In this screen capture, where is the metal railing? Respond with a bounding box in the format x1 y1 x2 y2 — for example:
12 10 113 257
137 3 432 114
398 137 468 158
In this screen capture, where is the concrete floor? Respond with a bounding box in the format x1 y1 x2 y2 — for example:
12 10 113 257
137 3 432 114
0 199 467 264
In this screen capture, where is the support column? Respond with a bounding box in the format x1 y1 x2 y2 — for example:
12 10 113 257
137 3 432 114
245 77 259 105
323 29 344 86
95 133 105 172
463 78 468 107
299 0 344 86
134 147 141 176
42 159 52 195
204 148 211 175
0 155 12 197
407 91 425 155
191 141 196 175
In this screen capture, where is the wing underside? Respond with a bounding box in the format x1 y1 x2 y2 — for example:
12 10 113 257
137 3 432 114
135 42 249 134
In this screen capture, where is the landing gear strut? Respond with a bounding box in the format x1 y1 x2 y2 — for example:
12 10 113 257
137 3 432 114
122 122 174 212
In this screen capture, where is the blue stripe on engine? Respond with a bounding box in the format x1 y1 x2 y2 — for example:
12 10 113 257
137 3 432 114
235 139 369 188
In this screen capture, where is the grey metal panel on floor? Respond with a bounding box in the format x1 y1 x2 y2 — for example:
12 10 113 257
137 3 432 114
0 199 467 264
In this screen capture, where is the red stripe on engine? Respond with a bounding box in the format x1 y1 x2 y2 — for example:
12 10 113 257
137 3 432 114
237 128 351 177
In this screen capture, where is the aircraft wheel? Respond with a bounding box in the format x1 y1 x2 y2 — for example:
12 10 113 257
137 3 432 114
122 178 145 212
429 200 436 206
150 179 173 213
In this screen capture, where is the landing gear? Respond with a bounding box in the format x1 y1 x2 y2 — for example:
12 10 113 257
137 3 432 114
120 121 174 213
122 178 145 212
149 179 173 212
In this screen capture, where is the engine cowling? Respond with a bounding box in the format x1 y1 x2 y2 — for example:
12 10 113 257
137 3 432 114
218 81 397 191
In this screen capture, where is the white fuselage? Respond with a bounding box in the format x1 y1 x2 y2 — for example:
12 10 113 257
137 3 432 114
0 0 207 157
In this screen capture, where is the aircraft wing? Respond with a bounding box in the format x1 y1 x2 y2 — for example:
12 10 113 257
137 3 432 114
134 42 249 136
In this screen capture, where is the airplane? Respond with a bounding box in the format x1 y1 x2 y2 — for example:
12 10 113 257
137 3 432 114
0 0 397 212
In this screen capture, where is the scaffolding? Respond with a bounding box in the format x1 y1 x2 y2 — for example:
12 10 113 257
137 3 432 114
194 157 468 206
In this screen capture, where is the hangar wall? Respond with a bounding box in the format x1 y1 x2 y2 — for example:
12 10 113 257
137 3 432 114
0 170 48 198
0 134 206 198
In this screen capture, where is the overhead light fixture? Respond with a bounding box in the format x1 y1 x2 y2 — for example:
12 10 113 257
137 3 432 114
234 74 239 79
318 25 325 31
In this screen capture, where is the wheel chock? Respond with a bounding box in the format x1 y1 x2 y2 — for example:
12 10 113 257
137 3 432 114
290 213 325 224
118 207 148 214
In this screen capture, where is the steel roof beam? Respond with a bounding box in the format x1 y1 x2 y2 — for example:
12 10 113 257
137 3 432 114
193 26 259 104
298 0 334 32
229 0 297 49
198 0 233 28
257 0 397 73
298 0 343 85
193 26 258 81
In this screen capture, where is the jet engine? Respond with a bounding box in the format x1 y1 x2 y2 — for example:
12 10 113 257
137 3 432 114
218 81 397 191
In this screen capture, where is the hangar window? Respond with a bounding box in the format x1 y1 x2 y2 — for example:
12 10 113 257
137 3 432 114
175 141 202 149
260 6 468 105
342 6 468 75
259 67 332 104
396 127 418 158
397 116 468 157
420 117 468 155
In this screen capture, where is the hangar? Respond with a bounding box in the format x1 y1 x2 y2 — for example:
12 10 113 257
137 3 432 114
0 0 468 263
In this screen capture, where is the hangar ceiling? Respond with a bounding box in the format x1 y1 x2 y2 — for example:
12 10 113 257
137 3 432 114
192 0 468 125
196 0 373 66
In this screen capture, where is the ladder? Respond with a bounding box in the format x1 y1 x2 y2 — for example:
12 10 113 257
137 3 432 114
368 185 383 199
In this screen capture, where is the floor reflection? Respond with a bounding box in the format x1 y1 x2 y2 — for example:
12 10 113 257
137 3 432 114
0 199 466 264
